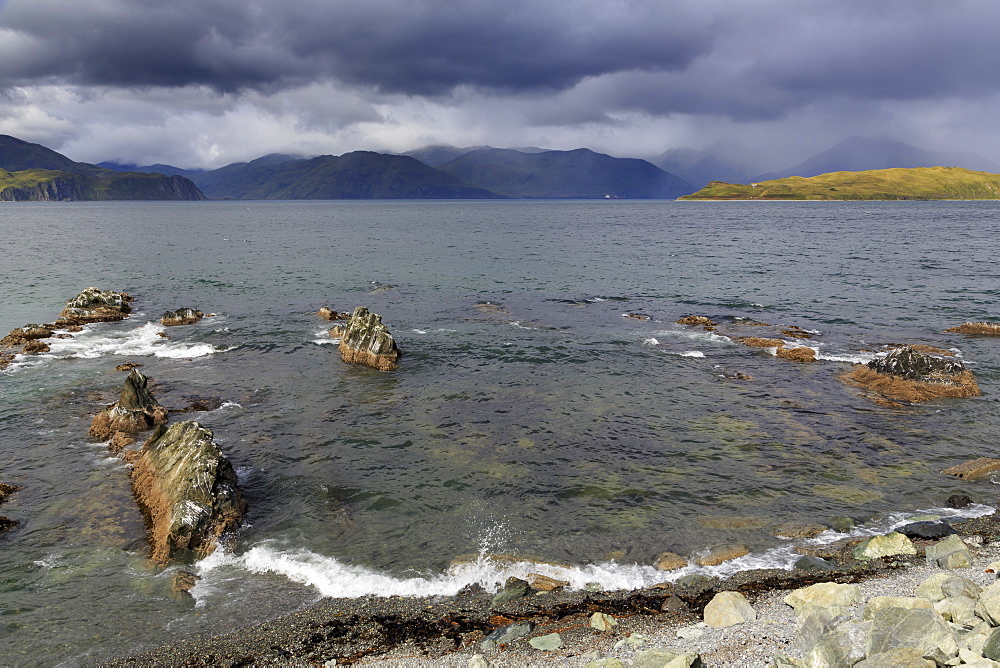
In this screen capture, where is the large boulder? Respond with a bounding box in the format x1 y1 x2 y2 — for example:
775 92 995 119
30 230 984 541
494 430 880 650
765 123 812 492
843 345 981 403
336 306 401 371
703 591 756 628
852 532 916 560
0 324 53 347
866 607 958 664
90 369 169 452
160 307 203 327
784 582 860 614
57 287 133 326
130 421 247 563
925 534 973 569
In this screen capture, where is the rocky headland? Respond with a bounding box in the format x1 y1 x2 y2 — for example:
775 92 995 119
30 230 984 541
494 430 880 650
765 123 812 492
333 306 401 371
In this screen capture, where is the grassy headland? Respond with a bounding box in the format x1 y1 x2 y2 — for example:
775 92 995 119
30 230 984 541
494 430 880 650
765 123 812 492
679 166 1000 200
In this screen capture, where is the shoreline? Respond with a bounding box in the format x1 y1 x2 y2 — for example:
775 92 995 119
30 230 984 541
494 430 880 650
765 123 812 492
108 512 1000 666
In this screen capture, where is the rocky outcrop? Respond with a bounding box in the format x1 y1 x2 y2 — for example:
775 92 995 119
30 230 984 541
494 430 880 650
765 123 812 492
57 287 133 326
160 308 203 327
130 421 246 563
0 172 205 202
677 315 717 327
337 306 401 371
946 322 1000 336
318 306 351 321
89 369 168 452
0 324 53 347
0 481 17 537
842 345 981 404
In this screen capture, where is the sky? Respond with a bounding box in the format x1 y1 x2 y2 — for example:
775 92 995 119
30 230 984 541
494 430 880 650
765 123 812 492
1 0 1000 170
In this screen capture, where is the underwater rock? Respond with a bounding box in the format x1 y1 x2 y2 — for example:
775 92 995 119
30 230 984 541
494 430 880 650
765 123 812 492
946 322 1000 336
130 421 246 563
160 307 203 327
90 369 169 451
941 457 1000 481
56 287 133 326
842 345 981 404
337 306 401 371
654 551 688 571
696 543 750 567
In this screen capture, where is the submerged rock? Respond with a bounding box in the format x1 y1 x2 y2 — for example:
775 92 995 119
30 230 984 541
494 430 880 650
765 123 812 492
337 306 401 371
842 345 981 403
696 543 749 567
160 307 203 327
90 369 169 452
57 287 133 326
130 421 247 563
941 457 1000 481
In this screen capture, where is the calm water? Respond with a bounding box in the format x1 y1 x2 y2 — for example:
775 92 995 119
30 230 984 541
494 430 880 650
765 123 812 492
1 200 998 664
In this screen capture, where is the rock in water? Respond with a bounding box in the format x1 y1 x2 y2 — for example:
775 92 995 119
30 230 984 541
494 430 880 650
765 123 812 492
842 345 980 403
57 287 133 326
90 369 169 451
130 421 247 563
160 308 203 327
337 306 401 371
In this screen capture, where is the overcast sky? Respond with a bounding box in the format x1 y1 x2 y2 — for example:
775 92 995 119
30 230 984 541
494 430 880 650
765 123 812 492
1 0 999 170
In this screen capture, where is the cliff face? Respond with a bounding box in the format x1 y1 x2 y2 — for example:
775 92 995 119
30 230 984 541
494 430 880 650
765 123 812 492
0 170 206 201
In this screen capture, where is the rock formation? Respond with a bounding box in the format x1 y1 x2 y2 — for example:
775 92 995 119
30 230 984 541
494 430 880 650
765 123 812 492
130 421 247 563
0 481 17 537
337 306 401 371
160 307 203 327
0 324 53 347
57 287 133 326
946 321 1000 336
318 306 351 321
90 369 169 452
842 345 981 404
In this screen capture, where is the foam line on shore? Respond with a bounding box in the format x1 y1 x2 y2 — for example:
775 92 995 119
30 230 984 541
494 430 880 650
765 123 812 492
44 322 223 359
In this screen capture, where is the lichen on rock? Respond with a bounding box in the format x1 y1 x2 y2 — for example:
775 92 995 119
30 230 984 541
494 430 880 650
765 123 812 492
57 287 133 326
130 421 246 563
337 306 401 371
160 307 203 327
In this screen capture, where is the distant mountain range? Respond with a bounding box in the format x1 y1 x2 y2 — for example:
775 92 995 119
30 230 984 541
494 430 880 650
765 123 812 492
0 135 205 201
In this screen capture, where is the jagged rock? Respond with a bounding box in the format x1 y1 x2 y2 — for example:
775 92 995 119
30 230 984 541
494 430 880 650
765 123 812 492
897 520 956 540
738 336 786 348
866 607 958 664
805 619 871 667
22 340 50 353
696 543 749 566
915 573 981 603
948 494 973 508
704 591 756 628
56 287 133 326
856 647 935 667
130 421 247 563
0 324 53 347
490 577 532 607
946 322 1000 336
794 607 855 653
584 658 625 668
925 534 973 569
655 551 688 571
160 308 203 327
115 362 143 372
983 627 1000 660
170 570 200 598
934 595 978 623
337 306 401 371
852 532 916 560
977 581 1000 625
843 345 981 403
942 457 1000 481
677 316 716 327
862 596 932 619
784 582 860 614
526 573 568 591
633 648 701 668
90 370 169 449
318 306 351 321
468 654 493 668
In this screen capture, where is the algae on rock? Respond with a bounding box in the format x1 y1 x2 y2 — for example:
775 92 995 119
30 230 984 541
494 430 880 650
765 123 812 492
337 306 401 371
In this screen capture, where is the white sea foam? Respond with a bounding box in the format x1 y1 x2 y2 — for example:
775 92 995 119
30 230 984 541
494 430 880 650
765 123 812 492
677 351 705 358
642 338 659 346
510 321 534 330
654 328 732 346
41 322 223 360
411 329 428 334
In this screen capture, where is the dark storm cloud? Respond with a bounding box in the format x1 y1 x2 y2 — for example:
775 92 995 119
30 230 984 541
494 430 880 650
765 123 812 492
0 0 715 95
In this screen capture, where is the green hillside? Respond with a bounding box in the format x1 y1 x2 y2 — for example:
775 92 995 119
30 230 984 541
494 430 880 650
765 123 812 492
680 166 1000 200
439 147 693 199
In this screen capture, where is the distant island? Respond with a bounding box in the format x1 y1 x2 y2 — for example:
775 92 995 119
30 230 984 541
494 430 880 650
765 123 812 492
679 166 1000 201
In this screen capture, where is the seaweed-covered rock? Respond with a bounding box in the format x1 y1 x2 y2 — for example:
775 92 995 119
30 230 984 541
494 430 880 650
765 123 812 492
130 421 246 563
57 287 133 326
160 308 203 327
843 345 980 403
946 322 1000 336
90 369 169 451
337 306 401 371
0 324 53 347
0 482 18 537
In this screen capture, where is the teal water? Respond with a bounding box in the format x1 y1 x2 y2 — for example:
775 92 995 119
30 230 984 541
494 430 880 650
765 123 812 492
0 200 998 664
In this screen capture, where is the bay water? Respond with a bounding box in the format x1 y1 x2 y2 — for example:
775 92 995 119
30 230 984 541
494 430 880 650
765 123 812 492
0 200 998 664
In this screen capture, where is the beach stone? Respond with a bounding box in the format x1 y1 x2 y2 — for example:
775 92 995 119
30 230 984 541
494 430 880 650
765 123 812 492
862 596 933 619
676 574 714 587
773 521 828 539
856 646 935 667
337 306 401 370
676 623 707 640
615 633 648 649
772 651 804 667
655 551 688 571
976 581 1000 625
935 595 978 623
696 543 749 566
526 573 568 591
160 307 203 327
704 590 756 628
467 654 492 668
661 596 687 613
784 582 861 614
590 612 618 631
794 556 835 572
867 607 958 664
633 648 701 668
584 659 625 668
479 621 533 653
926 534 973 569
794 607 853 653
130 421 247 563
528 633 562 651
915 572 981 602
948 494 973 509
852 532 916 560
898 520 956 540
490 577 532 607
983 627 1000 660
805 619 871 667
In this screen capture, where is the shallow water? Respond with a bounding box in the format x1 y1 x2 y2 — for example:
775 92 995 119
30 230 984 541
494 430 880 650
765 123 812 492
0 200 998 664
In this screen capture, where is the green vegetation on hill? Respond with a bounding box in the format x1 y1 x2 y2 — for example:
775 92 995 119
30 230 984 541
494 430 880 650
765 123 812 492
680 167 1000 201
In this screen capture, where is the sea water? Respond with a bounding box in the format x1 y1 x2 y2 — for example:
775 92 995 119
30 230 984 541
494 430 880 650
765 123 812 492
0 200 998 664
